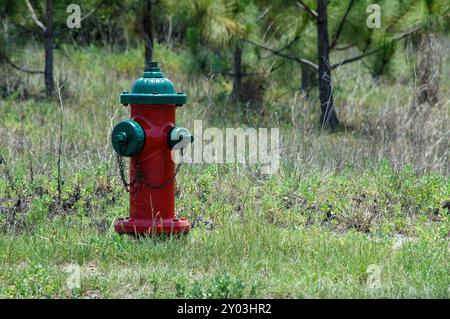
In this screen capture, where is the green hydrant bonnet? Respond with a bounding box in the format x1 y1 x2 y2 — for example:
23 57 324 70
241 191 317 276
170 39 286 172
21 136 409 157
120 61 187 106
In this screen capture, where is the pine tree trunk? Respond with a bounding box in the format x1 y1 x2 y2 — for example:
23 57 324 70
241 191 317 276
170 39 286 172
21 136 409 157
143 0 154 64
231 43 242 102
317 0 339 129
44 0 54 96
416 32 440 105
301 63 314 96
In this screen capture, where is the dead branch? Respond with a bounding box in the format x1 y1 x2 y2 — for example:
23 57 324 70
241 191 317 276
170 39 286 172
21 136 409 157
330 0 355 50
25 0 46 32
296 0 318 20
1 53 44 74
243 38 318 70
331 27 422 70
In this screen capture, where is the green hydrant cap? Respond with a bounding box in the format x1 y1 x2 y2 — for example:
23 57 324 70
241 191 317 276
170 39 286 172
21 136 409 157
120 61 187 106
111 119 145 156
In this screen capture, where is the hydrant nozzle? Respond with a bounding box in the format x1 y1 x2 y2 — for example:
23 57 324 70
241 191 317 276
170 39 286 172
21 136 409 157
169 127 194 149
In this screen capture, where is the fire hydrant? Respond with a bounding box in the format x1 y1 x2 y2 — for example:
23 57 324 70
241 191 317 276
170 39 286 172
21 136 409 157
111 61 193 235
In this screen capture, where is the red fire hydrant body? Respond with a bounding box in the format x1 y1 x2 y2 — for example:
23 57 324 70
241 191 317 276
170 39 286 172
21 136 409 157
112 62 192 235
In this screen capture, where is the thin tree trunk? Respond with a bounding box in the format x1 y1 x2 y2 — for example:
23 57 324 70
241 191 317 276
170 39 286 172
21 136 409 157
301 63 314 96
317 0 339 129
166 15 173 48
416 31 440 105
44 0 54 96
231 43 242 102
143 0 154 64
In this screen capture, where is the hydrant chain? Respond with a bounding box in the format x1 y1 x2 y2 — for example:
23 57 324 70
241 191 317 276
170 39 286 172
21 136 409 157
117 154 130 192
116 149 184 192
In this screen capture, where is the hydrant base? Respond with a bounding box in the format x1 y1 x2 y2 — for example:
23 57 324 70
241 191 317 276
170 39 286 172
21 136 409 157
114 217 190 235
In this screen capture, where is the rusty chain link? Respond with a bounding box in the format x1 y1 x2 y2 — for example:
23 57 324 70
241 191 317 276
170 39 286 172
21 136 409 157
116 148 184 193
116 154 130 192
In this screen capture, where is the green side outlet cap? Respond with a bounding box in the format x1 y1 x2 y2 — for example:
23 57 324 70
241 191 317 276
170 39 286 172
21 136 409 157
112 119 145 156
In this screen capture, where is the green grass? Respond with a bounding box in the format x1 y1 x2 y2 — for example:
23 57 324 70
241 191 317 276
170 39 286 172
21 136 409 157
0 162 448 298
0 44 449 298
0 212 448 298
